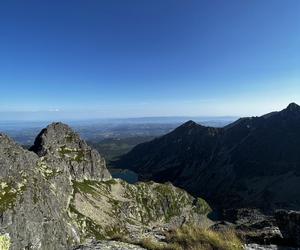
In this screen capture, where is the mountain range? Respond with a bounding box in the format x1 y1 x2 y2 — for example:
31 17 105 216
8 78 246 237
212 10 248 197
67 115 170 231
113 103 300 211
1 104 300 249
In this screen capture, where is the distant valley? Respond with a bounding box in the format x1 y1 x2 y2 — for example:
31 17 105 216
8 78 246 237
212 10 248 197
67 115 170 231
0 117 236 159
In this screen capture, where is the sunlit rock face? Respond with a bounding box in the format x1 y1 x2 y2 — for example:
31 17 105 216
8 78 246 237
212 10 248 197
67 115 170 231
0 132 77 250
30 122 112 181
69 178 212 242
0 123 112 249
0 123 211 249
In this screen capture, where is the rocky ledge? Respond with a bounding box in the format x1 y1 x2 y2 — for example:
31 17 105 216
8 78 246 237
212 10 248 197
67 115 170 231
70 178 212 242
213 208 300 249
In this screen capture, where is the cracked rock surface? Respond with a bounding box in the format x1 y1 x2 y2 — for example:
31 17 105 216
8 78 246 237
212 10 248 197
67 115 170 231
73 240 146 250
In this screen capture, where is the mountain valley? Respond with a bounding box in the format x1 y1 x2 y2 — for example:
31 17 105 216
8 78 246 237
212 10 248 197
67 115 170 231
114 103 300 212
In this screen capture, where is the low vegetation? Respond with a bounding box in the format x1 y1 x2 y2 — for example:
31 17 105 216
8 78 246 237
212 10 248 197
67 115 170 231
0 234 11 250
70 179 214 243
0 179 27 212
58 145 86 163
138 226 243 250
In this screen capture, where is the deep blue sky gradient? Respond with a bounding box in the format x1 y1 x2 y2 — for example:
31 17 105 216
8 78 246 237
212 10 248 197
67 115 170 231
0 0 299 119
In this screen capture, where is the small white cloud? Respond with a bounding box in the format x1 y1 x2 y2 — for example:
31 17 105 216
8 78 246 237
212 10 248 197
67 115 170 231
48 109 60 112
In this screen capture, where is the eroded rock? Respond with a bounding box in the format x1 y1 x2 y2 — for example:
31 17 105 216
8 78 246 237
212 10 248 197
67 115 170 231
73 240 146 250
30 122 111 181
0 124 212 249
0 133 77 249
69 179 213 242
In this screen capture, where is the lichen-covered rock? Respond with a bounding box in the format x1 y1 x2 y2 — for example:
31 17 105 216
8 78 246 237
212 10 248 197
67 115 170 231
70 179 212 242
0 124 211 249
0 233 11 250
0 133 79 250
30 122 111 181
0 122 112 250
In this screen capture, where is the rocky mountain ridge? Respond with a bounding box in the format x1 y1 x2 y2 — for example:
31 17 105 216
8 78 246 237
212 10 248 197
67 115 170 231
113 103 300 211
0 122 211 249
30 122 111 181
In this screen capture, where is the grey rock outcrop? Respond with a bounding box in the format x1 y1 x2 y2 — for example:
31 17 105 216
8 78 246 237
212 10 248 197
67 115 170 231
213 208 300 248
30 122 111 181
0 133 78 250
70 179 212 243
0 123 212 249
73 240 146 250
221 209 283 245
0 123 112 249
245 244 298 250
275 210 300 246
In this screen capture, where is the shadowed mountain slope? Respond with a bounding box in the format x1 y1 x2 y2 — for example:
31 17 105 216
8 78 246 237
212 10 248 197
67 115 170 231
113 103 300 210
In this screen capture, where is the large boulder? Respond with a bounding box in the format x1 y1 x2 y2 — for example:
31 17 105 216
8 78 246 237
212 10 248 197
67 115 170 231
275 210 300 246
215 209 283 245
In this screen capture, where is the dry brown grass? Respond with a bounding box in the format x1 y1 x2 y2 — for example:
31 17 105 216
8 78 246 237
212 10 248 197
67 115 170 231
137 226 243 250
139 237 180 250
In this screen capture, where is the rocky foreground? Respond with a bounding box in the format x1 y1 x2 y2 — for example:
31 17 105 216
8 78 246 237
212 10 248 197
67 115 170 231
0 123 211 249
74 240 147 250
1 122 300 249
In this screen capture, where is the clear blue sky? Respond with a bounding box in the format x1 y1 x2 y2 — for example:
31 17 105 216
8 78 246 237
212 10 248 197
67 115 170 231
0 0 299 120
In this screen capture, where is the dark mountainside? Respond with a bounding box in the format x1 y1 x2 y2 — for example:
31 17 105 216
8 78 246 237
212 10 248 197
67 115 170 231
113 103 300 211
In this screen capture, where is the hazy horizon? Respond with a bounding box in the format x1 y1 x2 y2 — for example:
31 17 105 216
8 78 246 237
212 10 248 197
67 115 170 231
0 102 296 121
0 113 238 123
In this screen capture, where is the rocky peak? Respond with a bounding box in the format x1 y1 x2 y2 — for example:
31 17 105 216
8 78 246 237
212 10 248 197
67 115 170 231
30 122 84 156
284 102 300 113
175 120 220 137
0 131 78 250
0 125 213 250
30 122 111 181
181 120 199 128
174 120 202 135
0 133 23 149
